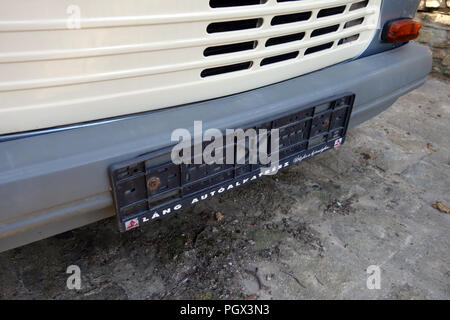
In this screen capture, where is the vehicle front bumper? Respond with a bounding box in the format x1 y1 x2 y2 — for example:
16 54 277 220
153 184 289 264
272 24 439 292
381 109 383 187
0 43 432 252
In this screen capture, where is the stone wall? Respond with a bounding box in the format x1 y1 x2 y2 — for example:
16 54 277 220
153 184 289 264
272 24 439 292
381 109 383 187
415 2 449 77
418 0 449 10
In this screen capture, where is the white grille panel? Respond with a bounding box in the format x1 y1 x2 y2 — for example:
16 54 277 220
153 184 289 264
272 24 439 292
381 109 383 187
0 0 381 134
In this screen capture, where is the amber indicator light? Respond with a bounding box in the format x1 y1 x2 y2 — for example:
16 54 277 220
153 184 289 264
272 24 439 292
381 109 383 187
383 19 422 43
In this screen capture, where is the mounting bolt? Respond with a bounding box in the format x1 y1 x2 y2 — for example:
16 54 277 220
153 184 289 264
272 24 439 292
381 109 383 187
147 176 161 191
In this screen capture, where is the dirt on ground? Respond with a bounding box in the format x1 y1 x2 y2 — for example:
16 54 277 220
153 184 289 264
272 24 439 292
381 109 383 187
0 77 449 300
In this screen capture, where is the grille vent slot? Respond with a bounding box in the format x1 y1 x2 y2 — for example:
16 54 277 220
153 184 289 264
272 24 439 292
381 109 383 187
271 12 312 26
305 42 334 55
344 17 364 28
207 18 262 33
338 34 360 45
311 24 340 37
201 62 253 78
261 51 299 66
266 32 305 47
210 0 268 8
350 0 369 11
204 41 257 57
317 5 346 18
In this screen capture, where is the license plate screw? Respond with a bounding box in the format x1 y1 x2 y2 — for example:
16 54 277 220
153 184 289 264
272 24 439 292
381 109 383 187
147 176 161 191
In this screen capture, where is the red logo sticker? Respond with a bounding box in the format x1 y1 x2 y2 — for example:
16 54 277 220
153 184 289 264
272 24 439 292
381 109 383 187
334 138 343 147
125 218 139 230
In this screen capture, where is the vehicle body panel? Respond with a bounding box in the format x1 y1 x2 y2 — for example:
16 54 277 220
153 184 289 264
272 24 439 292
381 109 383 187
0 43 432 252
0 0 382 134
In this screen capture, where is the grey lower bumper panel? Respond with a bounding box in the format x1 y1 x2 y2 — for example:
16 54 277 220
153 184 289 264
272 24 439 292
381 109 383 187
0 43 431 252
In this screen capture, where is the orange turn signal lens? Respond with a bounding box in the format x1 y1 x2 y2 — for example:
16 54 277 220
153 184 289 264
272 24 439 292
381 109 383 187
383 19 422 43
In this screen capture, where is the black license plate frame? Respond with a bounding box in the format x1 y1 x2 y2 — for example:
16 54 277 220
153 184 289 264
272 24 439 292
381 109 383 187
109 94 354 231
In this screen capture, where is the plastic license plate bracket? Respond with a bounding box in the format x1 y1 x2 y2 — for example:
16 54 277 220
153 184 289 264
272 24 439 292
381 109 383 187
109 94 354 231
